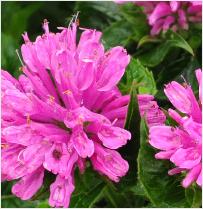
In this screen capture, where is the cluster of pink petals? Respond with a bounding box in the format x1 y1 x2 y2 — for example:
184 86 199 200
149 69 202 188
137 1 202 35
1 20 131 207
132 1 202 35
1 17 165 207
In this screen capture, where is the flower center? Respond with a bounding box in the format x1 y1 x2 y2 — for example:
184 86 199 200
53 149 62 160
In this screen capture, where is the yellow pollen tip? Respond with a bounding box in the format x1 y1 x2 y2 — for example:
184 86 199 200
76 18 80 26
48 95 55 103
1 144 9 149
63 90 72 95
105 155 112 161
64 72 72 78
19 67 23 71
27 114 31 125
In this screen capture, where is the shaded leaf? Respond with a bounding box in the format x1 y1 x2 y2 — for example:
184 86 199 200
185 185 202 208
137 35 161 48
139 30 194 67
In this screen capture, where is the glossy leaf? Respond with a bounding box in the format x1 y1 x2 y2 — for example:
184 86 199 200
119 58 157 95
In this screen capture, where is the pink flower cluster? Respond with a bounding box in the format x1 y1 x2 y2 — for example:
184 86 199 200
149 69 202 188
1 17 165 207
136 1 202 35
119 1 201 35
1 19 131 207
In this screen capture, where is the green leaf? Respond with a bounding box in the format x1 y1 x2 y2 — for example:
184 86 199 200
74 1 119 32
36 199 50 208
138 30 194 67
137 35 161 48
137 119 189 207
102 20 133 49
117 81 141 194
185 185 202 208
69 166 106 208
124 80 140 130
119 3 149 41
119 58 157 95
1 195 37 208
130 181 147 198
4 4 41 38
103 3 149 49
1 33 20 75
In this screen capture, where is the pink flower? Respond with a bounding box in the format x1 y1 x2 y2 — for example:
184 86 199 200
12 167 44 200
91 142 129 182
135 1 202 35
49 175 75 208
1 18 132 207
149 69 202 188
138 94 166 127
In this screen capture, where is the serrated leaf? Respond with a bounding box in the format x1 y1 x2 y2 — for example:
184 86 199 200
119 58 157 95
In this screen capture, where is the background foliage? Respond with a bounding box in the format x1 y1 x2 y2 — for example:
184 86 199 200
1 1 202 208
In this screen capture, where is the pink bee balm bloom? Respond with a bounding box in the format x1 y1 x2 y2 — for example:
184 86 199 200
134 1 202 35
1 17 132 207
149 69 202 188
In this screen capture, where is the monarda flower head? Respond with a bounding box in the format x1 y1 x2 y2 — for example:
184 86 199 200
149 69 202 188
1 16 132 207
118 1 202 35
137 1 202 35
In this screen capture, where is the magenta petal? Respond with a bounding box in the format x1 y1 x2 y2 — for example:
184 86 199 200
77 62 95 91
195 69 202 103
182 164 201 188
22 143 51 172
170 1 180 12
91 143 129 182
71 126 94 158
178 9 189 30
49 175 75 208
164 81 192 114
2 125 43 146
155 150 175 159
168 167 184 175
78 41 104 63
149 126 181 151
98 125 131 149
96 46 130 91
43 143 70 176
150 18 165 35
12 167 44 200
196 169 202 186
170 148 201 169
183 117 202 142
149 3 172 25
